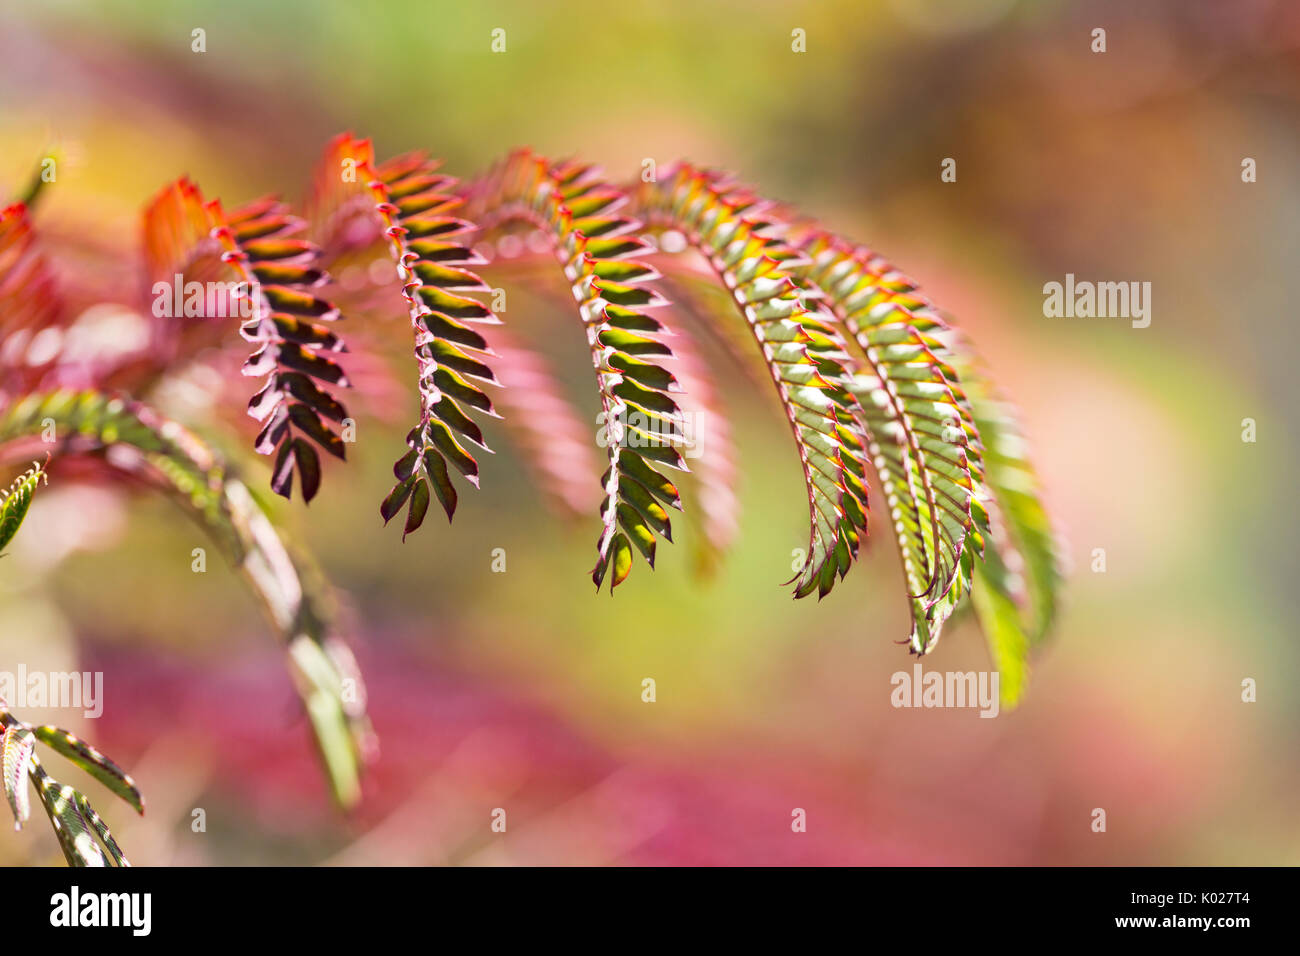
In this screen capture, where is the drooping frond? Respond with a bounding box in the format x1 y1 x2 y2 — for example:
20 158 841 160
473 151 687 591
494 265 735 563
359 141 502 534
143 177 353 502
779 228 987 651
633 167 870 598
0 390 373 807
0 204 66 394
0 132 1063 733
206 195 352 502
303 135 503 535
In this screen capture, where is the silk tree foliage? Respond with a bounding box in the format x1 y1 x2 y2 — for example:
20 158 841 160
0 135 1061 864
0 393 372 864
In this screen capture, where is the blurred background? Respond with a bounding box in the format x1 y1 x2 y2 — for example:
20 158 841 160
1 0 1297 864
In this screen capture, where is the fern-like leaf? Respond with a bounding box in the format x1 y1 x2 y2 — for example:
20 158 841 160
208 196 351 502
304 135 503 534
144 178 353 502
785 229 988 650
353 138 502 535
0 390 373 807
477 152 687 591
634 167 870 598
0 456 47 553
1 705 137 865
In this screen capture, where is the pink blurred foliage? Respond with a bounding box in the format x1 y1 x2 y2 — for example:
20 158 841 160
76 628 1203 865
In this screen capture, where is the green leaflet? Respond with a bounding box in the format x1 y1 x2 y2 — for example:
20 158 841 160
474 151 686 592
968 387 1060 645
76 791 129 866
634 167 870 599
789 230 987 649
972 559 1029 708
2 724 36 825
1 707 136 865
0 457 47 553
787 226 1059 694
0 390 373 809
287 636 361 810
144 177 351 504
30 725 144 815
322 135 503 538
29 753 113 867
5 137 1061 776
